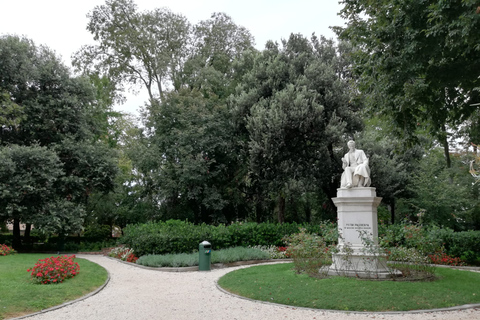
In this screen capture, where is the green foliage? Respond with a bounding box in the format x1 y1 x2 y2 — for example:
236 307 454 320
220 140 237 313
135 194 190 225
232 35 363 221
74 0 191 101
406 148 478 229
83 225 111 241
427 227 480 265
137 246 269 267
0 144 63 224
379 220 480 265
336 0 480 149
283 228 335 277
0 35 118 247
0 244 16 256
379 221 441 255
120 220 324 256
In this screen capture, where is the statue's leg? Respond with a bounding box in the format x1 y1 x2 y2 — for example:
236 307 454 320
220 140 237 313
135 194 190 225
344 167 354 188
341 172 347 188
352 174 360 187
358 176 365 187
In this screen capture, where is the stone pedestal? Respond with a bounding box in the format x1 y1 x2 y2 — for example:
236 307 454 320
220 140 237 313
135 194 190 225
327 188 397 279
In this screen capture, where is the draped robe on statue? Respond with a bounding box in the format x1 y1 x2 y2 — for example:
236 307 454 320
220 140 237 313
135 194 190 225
341 149 371 188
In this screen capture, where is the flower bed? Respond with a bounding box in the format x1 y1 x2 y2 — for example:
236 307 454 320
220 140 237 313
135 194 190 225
0 244 16 256
107 246 138 263
428 251 465 266
27 255 80 284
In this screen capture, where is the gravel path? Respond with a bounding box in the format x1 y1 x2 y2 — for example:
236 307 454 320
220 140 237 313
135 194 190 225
19 255 480 320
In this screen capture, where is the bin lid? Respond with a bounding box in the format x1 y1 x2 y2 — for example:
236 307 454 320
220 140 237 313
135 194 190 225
200 240 211 246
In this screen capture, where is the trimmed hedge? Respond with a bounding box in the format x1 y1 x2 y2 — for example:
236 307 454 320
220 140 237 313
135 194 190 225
120 220 327 257
0 234 117 252
428 228 480 265
378 223 480 265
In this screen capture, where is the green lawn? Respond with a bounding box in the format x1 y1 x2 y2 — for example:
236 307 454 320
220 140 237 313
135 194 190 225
0 254 108 320
218 263 480 312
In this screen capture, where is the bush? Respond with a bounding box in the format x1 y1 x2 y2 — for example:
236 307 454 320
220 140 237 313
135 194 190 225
283 228 335 278
83 225 111 241
137 246 270 268
250 245 292 259
27 255 80 284
0 244 16 256
107 247 138 263
120 220 326 257
427 228 480 265
379 222 480 265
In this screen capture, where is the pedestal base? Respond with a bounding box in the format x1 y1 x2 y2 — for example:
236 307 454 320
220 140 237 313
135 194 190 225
326 251 401 279
328 188 402 279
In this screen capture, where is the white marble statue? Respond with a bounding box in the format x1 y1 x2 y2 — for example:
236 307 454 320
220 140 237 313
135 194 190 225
340 140 371 188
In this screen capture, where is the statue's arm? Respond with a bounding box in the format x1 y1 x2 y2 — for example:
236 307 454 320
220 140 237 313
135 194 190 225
361 150 369 166
342 155 347 169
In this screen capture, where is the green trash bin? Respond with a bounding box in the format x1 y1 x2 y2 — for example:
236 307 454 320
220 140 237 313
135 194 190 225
199 240 212 271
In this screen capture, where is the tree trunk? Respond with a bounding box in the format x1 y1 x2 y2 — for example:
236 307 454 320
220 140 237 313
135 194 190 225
441 125 452 169
24 223 32 243
278 194 285 224
12 218 21 250
390 198 396 225
305 197 312 223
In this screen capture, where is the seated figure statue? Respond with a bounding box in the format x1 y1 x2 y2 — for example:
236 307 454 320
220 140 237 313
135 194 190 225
340 140 371 188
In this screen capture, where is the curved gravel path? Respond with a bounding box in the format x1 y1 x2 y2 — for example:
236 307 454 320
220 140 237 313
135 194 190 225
19 255 480 320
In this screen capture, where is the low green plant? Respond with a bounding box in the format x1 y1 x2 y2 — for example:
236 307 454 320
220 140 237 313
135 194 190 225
283 228 335 278
250 245 291 259
212 247 269 263
137 246 269 268
428 249 466 266
27 255 80 284
107 246 138 263
0 243 16 256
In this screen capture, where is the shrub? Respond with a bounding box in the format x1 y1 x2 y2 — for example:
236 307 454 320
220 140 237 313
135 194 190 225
283 228 335 278
83 225 112 241
0 244 16 256
211 247 269 264
428 250 465 266
137 247 270 268
387 246 435 279
427 227 480 265
27 255 80 284
120 220 326 256
107 246 138 263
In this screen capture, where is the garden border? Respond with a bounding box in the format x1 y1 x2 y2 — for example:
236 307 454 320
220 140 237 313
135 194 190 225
10 258 111 320
105 255 292 272
215 264 480 315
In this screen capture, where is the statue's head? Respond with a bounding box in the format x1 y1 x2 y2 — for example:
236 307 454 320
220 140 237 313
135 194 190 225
347 140 356 151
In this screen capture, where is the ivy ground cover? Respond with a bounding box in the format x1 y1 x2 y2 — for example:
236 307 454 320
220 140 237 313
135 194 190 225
218 263 480 312
0 254 107 319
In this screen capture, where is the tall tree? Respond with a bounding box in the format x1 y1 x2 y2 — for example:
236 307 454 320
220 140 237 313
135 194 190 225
231 35 363 222
73 0 191 101
182 12 256 99
335 0 480 167
0 145 63 248
135 12 255 223
0 35 117 247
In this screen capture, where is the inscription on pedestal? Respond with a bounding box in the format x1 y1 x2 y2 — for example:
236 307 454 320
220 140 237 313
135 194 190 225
344 223 371 230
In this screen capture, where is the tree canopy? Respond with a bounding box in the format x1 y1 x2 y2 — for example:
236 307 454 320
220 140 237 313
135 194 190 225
335 0 480 167
0 35 117 248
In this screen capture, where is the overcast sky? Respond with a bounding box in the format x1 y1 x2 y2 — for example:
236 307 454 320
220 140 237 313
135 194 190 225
0 0 345 115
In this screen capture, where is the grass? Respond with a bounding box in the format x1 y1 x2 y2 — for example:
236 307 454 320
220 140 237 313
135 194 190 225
0 254 108 320
137 246 270 267
218 263 480 312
